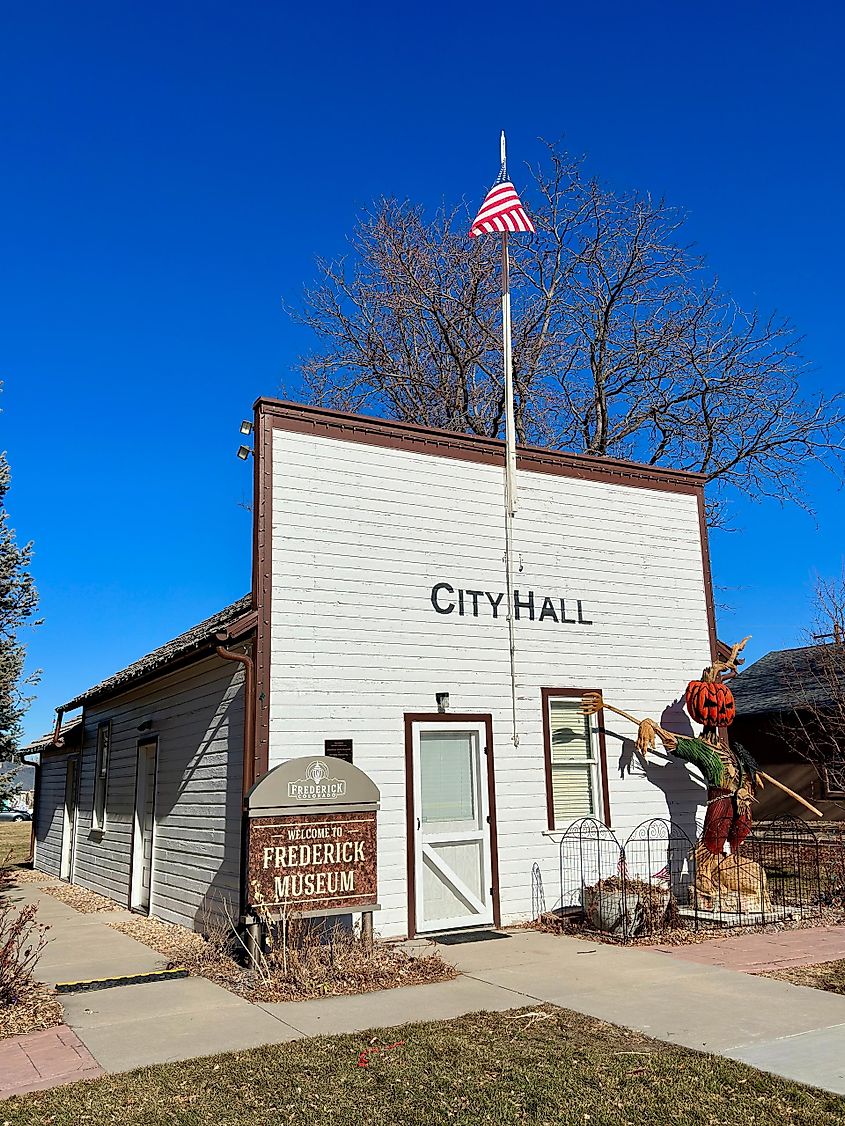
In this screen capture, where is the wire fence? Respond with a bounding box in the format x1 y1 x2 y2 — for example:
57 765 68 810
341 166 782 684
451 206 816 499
553 814 831 942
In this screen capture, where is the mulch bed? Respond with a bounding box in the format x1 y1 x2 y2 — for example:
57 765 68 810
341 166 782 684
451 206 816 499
40 884 121 914
0 984 64 1041
109 915 457 1003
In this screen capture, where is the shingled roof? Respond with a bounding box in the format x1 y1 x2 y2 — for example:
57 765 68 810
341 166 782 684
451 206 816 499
732 643 845 718
59 595 253 712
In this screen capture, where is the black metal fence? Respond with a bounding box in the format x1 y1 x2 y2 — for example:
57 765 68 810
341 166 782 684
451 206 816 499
554 815 826 941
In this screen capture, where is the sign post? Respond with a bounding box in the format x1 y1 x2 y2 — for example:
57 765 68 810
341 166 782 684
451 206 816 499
244 757 380 953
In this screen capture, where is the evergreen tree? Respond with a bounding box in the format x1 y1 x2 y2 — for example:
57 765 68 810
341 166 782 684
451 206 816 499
0 427 39 803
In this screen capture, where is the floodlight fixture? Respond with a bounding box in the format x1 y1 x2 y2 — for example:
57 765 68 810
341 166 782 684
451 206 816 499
236 445 252 460
240 420 254 436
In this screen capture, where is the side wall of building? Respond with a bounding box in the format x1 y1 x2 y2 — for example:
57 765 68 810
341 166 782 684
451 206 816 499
33 754 72 878
68 653 245 929
266 427 714 937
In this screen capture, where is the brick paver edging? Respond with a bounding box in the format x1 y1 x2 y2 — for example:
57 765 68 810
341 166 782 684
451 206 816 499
0 1025 103 1099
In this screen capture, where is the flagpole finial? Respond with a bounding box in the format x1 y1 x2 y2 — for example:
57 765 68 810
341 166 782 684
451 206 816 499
500 130 506 170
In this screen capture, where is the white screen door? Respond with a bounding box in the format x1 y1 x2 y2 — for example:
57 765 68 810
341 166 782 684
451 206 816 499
412 721 494 933
131 740 157 913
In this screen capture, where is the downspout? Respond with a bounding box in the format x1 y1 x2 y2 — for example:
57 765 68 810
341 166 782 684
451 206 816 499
214 633 257 797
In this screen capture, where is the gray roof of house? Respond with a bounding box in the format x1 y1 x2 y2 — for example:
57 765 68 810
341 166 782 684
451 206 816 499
732 643 845 718
59 595 253 712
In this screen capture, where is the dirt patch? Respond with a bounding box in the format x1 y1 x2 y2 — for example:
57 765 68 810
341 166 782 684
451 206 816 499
40 883 121 914
762 958 845 995
534 903 845 947
0 983 63 1041
9 868 60 885
109 914 457 1003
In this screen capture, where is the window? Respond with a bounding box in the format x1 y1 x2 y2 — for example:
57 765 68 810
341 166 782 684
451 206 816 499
543 690 608 829
92 721 111 831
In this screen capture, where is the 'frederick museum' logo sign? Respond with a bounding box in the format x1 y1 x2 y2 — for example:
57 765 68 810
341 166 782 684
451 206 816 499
430 582 593 626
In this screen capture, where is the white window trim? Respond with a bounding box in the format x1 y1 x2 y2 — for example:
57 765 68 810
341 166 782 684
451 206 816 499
92 720 112 833
543 690 607 830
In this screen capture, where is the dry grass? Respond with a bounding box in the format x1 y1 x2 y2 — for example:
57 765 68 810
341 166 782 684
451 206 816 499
0 823 32 866
762 958 845 995
0 982 63 1041
40 883 121 913
109 913 457 1003
4 1005 845 1125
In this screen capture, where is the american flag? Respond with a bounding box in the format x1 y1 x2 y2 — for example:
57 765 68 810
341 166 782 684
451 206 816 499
469 162 534 238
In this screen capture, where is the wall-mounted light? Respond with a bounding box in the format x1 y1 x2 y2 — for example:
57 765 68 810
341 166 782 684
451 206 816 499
436 692 450 714
236 445 253 460
137 719 154 732
240 420 254 436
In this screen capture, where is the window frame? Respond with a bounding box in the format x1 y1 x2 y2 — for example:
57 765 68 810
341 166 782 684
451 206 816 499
92 720 112 833
541 688 611 830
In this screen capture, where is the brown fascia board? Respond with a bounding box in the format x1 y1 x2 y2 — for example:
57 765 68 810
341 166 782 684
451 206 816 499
253 398 707 496
58 609 257 713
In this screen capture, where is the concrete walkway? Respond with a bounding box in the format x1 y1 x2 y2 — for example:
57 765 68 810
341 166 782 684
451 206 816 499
4 881 845 1099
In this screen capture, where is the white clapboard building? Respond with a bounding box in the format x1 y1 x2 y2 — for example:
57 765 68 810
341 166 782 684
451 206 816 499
31 399 716 938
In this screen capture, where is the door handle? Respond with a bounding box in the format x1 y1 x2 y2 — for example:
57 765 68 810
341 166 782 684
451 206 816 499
416 818 421 830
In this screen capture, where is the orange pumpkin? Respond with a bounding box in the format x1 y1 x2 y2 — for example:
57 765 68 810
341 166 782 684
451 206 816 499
685 679 736 727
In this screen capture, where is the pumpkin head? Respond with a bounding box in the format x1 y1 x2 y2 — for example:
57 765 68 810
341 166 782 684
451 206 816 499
685 679 736 727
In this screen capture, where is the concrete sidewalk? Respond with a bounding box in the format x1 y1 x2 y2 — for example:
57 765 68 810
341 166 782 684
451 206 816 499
5 881 845 1098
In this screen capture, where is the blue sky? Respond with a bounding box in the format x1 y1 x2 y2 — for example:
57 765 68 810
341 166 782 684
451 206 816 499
2 2 843 743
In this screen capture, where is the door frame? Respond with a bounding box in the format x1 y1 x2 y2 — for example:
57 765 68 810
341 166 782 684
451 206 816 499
129 737 159 913
403 713 500 938
60 756 80 882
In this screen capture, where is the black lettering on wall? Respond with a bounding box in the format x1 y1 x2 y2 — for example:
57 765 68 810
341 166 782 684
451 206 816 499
577 600 593 625
559 599 577 624
514 589 535 621
486 591 504 618
431 583 455 614
465 590 483 617
458 589 465 615
538 597 559 623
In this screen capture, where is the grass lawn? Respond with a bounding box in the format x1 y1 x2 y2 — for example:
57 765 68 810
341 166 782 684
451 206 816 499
765 959 845 996
4 1006 845 1125
0 821 31 865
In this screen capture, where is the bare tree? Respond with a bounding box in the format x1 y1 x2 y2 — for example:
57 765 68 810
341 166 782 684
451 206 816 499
290 145 844 525
776 570 845 801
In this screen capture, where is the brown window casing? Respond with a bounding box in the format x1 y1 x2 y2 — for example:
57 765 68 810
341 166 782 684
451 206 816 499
542 688 610 829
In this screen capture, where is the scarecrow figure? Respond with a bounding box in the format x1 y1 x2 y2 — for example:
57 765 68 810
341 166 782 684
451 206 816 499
582 639 821 913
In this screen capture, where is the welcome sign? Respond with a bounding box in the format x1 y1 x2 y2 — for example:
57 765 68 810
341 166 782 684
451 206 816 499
245 757 380 917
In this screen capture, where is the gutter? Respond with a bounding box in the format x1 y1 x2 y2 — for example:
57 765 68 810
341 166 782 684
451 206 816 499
215 630 257 797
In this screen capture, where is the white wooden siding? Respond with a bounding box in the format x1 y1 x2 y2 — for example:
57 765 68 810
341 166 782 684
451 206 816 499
71 655 244 929
268 430 713 937
33 755 70 877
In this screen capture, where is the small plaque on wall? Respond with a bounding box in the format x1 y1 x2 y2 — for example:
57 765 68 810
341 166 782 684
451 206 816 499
324 738 353 763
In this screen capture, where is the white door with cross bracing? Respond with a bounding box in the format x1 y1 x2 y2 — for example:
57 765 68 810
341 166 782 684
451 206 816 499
412 721 494 933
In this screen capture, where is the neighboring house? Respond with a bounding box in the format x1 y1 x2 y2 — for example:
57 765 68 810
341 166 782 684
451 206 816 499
0 761 36 809
31 399 718 938
731 644 845 821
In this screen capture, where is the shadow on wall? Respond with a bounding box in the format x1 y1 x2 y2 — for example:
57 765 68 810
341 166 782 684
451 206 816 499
145 662 245 934
612 697 705 848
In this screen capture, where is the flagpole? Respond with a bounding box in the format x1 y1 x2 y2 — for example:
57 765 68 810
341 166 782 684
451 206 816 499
500 130 519 748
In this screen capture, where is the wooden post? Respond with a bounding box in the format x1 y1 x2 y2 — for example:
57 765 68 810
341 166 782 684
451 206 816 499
361 910 374 953
244 916 261 968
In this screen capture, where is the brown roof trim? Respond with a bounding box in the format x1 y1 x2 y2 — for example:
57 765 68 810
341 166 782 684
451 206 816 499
253 399 706 496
